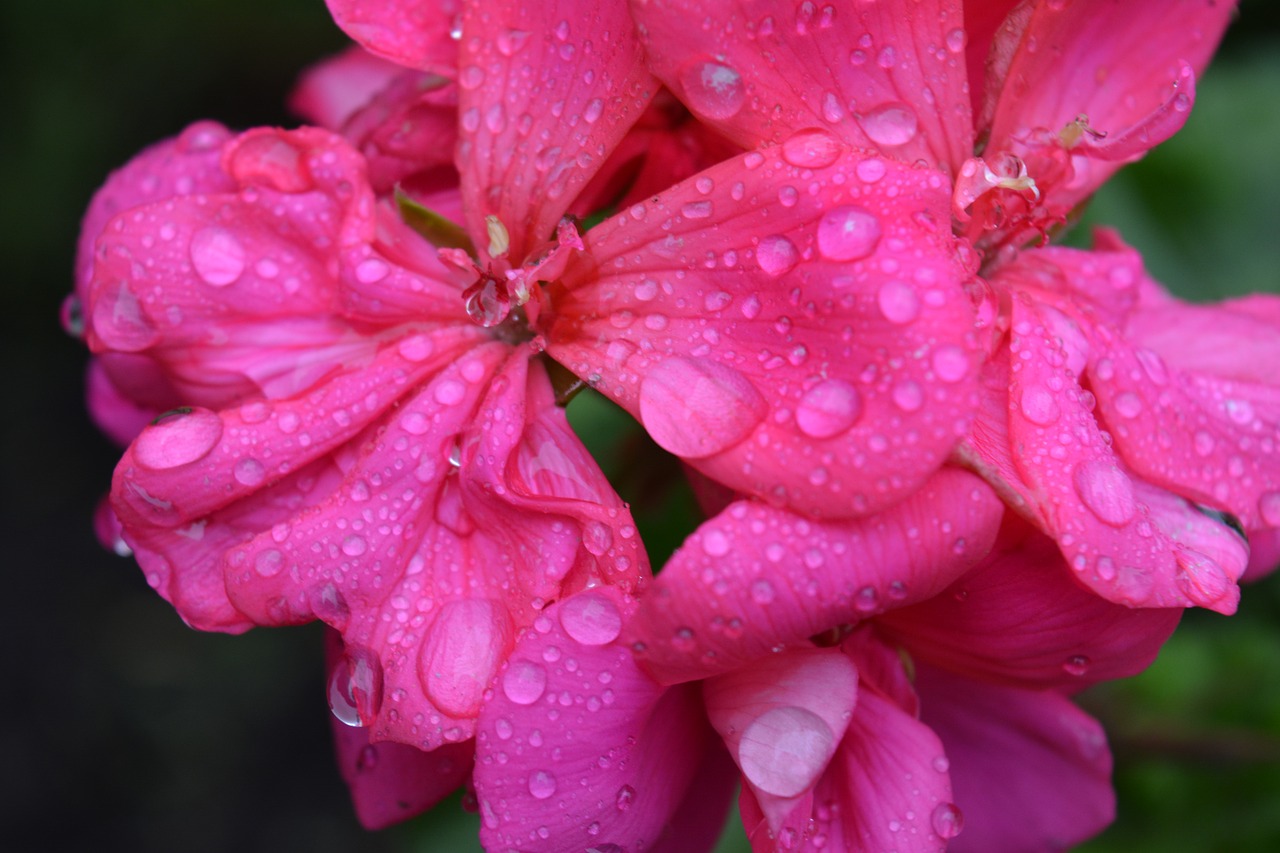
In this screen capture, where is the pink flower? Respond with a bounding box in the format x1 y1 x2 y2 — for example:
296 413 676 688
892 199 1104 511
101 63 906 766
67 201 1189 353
80 0 669 759
628 0 1271 612
473 471 1179 850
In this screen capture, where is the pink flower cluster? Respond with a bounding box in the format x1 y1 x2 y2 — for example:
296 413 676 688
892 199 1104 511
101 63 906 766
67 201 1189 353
69 0 1279 850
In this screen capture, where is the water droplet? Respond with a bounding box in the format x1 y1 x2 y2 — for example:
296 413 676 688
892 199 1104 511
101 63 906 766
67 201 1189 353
931 346 970 383
502 659 548 705
341 535 367 557
254 548 283 577
816 206 881 261
639 357 766 458
355 258 389 284
795 379 862 438
1073 460 1137 527
559 592 623 646
615 785 636 811
92 281 158 352
434 378 467 406
781 129 842 168
1113 392 1143 419
738 706 836 797
190 227 246 286
855 158 886 183
328 649 382 728
356 744 379 772
233 457 266 487
859 102 918 147
135 408 223 470
678 58 745 120
945 28 967 53
702 528 731 556
681 200 714 219
1019 385 1061 426
931 802 964 839
876 280 920 324
854 585 879 612
892 380 923 412
1259 491 1280 526
750 579 776 604
1062 655 1090 676
528 770 557 800
756 234 800 276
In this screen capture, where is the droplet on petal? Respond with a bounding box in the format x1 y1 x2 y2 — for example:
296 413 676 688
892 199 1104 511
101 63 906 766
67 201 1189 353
558 592 623 646
639 357 766 458
190 226 246 286
781 129 842 169
816 206 881 261
1072 460 1138 527
738 706 836 797
421 600 511 717
134 408 223 470
756 234 800 276
501 659 548 705
795 380 862 438
931 802 964 839
858 102 919 147
678 58 746 120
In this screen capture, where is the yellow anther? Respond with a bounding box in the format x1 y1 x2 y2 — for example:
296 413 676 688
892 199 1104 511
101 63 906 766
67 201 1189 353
485 215 510 258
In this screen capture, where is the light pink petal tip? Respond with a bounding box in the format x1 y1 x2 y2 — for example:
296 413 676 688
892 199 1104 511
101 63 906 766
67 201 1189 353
325 0 461 75
474 588 731 852
456 0 658 260
626 468 1003 685
917 666 1114 853
630 0 975 175
289 46 407 130
552 139 983 519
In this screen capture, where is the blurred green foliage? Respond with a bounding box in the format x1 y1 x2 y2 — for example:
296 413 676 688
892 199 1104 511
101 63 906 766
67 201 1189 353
2 2 1277 852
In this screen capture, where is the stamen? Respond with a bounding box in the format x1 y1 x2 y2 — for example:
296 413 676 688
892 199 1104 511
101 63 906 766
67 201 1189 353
1059 114 1107 149
486 215 510 259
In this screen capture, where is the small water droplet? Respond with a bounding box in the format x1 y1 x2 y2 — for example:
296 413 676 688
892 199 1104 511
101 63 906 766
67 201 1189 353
931 802 964 839
1073 460 1137 527
558 592 623 646
859 102 918 147
678 58 745 120
1019 385 1061 426
528 770 557 800
751 578 776 604
1062 655 1090 676
639 357 765 458
876 280 920 324
615 785 636 811
854 585 878 612
816 205 881 261
190 226 246 286
756 234 799 276
135 408 223 470
502 659 548 705
931 346 970 383
795 379 862 438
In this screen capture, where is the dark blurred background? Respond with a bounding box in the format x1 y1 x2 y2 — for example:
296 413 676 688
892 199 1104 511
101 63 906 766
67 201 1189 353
2 2 1277 851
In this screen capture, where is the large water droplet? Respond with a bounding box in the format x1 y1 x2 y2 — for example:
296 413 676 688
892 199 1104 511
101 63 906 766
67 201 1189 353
1019 385 1061 426
795 380 862 438
1073 460 1137 527
858 102 919 147
931 802 964 839
876 280 920 324
756 234 799 276
190 226 246 286
134 408 223 470
528 770 557 800
1259 491 1280 527
615 785 636 811
738 706 836 797
254 548 284 577
502 659 548 705
678 58 746 120
931 346 970 383
92 281 159 352
639 357 766 459
816 206 881 261
558 592 622 646
781 129 842 168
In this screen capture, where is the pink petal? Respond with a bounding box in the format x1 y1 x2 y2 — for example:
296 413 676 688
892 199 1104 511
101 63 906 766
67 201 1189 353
630 0 975 175
741 670 955 852
74 122 234 316
549 141 982 519
916 665 1114 852
960 0 1025 119
473 588 724 852
1092 296 1280 531
337 70 458 194
626 468 1003 685
328 633 473 830
456 0 658 260
877 522 1181 690
289 46 408 130
325 0 461 75
223 351 648 750
1244 527 1280 582
982 0 1236 210
1001 295 1245 612
704 647 858 834
85 357 162 447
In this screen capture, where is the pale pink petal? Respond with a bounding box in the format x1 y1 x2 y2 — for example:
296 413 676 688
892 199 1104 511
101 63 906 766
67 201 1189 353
626 468 1003 685
325 0 461 75
877 522 1181 690
549 141 982 519
960 0 1025 118
222 351 648 750
630 0 974 175
74 122 234 317
1245 527 1280 582
704 647 858 835
1001 295 1245 612
473 588 722 852
741 674 955 852
916 665 1114 852
328 633 473 830
982 0 1236 210
456 0 658 260
289 46 408 130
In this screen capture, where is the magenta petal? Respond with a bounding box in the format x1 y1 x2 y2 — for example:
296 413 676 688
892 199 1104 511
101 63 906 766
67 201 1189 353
551 142 982 519
1003 296 1244 613
223 350 647 750
878 524 1181 691
705 647 857 834
982 0 1236 208
474 588 719 852
456 0 657 259
328 633 473 830
627 468 1003 685
630 0 974 174
916 665 1114 853
1092 298 1280 531
289 46 407 130
325 0 460 75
